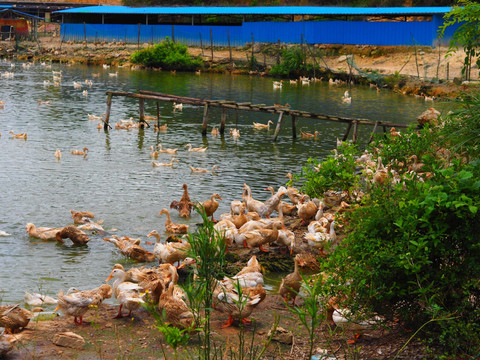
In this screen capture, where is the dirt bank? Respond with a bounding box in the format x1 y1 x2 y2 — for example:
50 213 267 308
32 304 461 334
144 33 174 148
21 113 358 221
1 35 478 99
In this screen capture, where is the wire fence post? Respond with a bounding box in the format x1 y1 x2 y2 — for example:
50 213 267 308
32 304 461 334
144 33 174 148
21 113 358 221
251 32 254 64
199 32 204 56
277 39 281 65
227 29 232 70
210 28 214 61
171 25 175 43
137 23 141 49
83 22 87 45
411 34 420 80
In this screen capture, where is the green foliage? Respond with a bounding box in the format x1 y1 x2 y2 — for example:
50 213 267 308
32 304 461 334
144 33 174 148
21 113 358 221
130 37 203 70
438 0 480 80
291 142 361 199
269 46 307 77
441 90 480 158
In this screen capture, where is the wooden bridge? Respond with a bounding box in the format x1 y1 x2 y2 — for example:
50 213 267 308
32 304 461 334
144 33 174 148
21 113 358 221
104 90 410 142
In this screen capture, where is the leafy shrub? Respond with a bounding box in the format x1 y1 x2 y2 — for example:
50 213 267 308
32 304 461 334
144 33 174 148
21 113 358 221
269 46 307 77
291 142 361 199
131 37 203 71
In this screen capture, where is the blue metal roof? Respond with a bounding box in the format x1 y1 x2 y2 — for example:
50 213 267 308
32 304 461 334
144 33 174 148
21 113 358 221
0 5 13 8
54 6 452 16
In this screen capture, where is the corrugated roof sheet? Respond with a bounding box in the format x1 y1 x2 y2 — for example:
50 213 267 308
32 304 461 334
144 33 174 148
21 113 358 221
0 8 45 20
54 6 452 16
0 5 13 8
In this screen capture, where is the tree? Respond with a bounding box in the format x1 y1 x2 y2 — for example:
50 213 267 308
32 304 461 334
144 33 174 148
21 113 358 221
438 0 480 81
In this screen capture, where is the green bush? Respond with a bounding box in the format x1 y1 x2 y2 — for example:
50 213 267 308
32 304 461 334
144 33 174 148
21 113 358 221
269 46 308 77
131 37 203 71
290 142 361 200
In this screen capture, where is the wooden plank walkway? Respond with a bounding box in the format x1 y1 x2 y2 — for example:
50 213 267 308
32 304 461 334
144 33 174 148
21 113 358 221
104 90 411 142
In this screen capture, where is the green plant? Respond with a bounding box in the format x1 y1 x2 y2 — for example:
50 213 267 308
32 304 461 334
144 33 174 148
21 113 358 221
291 142 361 199
285 274 327 360
438 0 480 81
269 46 306 77
131 37 203 71
185 206 227 360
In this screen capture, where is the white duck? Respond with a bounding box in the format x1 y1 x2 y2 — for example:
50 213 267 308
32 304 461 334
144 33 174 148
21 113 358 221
105 267 145 318
25 223 62 241
24 292 58 306
242 183 264 214
258 186 287 218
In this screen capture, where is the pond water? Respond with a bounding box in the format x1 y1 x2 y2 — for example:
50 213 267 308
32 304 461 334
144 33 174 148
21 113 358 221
0 60 448 305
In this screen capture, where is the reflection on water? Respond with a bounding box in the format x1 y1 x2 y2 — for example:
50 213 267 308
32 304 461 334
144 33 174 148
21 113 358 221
0 60 449 304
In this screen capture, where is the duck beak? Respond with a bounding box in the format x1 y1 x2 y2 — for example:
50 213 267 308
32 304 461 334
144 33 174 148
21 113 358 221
105 272 113 282
177 262 186 270
54 304 60 312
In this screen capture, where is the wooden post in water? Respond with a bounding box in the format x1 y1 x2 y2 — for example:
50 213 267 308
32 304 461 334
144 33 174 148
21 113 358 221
291 115 297 139
342 122 353 141
352 120 358 143
368 121 379 144
273 111 284 142
139 98 145 129
156 102 160 128
104 93 113 131
202 103 209 136
220 108 227 135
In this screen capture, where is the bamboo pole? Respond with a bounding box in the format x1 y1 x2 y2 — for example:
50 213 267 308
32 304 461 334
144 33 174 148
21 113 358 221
199 32 204 56
352 120 358 143
227 29 232 70
210 29 214 61
411 34 420 79
273 111 284 142
368 121 379 144
342 122 353 141
156 102 160 128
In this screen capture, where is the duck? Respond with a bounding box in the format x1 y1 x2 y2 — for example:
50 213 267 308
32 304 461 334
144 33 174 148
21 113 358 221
173 102 183 111
24 292 58 306
219 212 248 230
158 208 189 234
215 283 266 328
9 130 27 140
154 124 168 132
224 256 264 288
342 90 352 104
230 128 240 139
73 81 82 89
195 70 201 75
266 186 297 216
300 130 320 139
211 127 220 136
230 200 246 215
242 183 265 214
112 264 164 304
275 228 295 254
71 147 88 156
258 186 287 218
189 165 219 174
296 195 318 225
158 282 194 329
278 254 303 306
252 120 274 130
408 154 425 173
157 144 177 154
170 183 194 218
214 219 238 249
304 221 336 256
82 90 88 96
144 115 157 121
38 99 51 105
149 146 159 159
54 149 62 161
26 223 62 241
235 221 282 252
70 210 95 224
108 71 118 77
284 173 303 205
56 225 91 245
185 143 207 152
151 241 191 266
373 157 388 185
199 193 222 222
273 80 283 89
0 230 11 237
153 159 179 167
105 267 145 318
0 304 33 333
55 284 112 325
0 333 15 356
104 235 155 262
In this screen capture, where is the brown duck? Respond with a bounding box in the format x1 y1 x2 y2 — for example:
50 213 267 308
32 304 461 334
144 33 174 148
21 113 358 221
200 193 222 222
170 184 194 218
56 225 91 245
104 235 155 262
70 210 95 224
0 304 33 333
158 208 189 234
278 254 304 306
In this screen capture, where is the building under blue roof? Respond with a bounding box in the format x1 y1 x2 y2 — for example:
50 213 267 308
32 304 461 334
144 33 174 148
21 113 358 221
54 6 457 47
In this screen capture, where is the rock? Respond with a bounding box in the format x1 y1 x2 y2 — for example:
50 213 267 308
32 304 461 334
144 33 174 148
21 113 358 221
337 55 348 63
267 326 293 344
52 332 85 350
417 107 440 126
